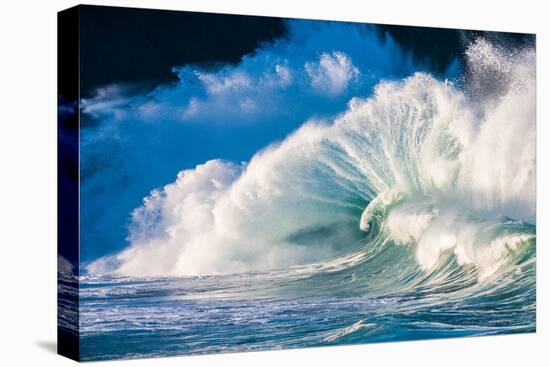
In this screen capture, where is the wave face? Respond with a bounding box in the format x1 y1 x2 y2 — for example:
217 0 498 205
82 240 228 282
88 38 535 284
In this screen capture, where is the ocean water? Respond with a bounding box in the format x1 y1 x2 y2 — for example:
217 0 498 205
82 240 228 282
75 232 535 360
60 37 536 361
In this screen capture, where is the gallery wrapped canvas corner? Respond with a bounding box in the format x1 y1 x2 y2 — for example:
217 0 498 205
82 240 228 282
58 4 536 362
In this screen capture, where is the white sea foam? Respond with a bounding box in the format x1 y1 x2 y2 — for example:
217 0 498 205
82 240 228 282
87 39 535 278
379 198 534 279
58 255 75 275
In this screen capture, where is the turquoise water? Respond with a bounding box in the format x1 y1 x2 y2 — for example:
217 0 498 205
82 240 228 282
75 231 535 361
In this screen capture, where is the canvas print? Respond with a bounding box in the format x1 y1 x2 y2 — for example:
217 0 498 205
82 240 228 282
58 5 536 362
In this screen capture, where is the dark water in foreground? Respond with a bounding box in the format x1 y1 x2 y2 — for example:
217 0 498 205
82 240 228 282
67 237 535 361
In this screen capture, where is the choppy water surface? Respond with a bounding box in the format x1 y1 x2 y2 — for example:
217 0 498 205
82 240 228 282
76 231 535 360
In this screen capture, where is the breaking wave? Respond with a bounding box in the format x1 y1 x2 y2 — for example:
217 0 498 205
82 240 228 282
87 38 535 303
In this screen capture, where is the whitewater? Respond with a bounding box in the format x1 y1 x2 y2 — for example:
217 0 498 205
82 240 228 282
72 38 536 360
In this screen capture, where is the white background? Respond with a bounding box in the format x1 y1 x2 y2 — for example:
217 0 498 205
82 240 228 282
0 0 548 365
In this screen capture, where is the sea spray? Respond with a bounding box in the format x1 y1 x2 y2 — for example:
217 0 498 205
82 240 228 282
88 39 535 280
